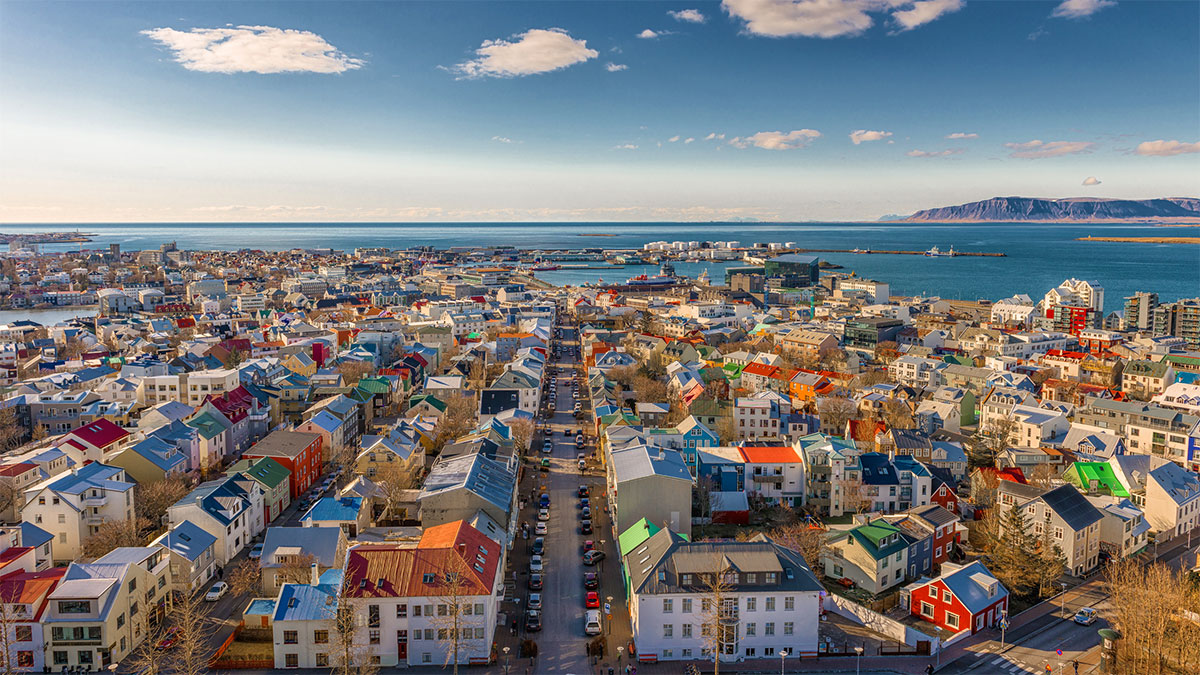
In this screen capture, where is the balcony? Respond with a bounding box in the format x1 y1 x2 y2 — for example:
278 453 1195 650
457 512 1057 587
84 514 108 526
82 495 107 507
750 473 784 483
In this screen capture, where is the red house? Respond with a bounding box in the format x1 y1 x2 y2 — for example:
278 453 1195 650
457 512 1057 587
53 418 130 465
907 561 1008 635
906 504 961 565
242 429 323 499
929 480 960 515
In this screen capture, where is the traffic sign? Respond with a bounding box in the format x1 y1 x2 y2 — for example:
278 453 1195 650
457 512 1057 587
999 618 1009 630
1056 649 1063 656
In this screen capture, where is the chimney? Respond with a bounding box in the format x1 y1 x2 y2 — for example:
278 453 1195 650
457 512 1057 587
310 562 320 586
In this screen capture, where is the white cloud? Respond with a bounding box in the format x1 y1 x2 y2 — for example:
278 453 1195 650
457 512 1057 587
704 132 726 141
906 148 964 157
1004 139 1095 159
613 144 639 150
141 25 363 74
1134 139 1200 157
669 9 708 23
194 204 326 213
1052 0 1116 19
1082 176 1102 185
945 132 978 139
892 0 964 31
638 29 661 39
453 28 597 78
684 137 696 144
849 129 892 144
668 135 681 142
605 62 628 72
492 136 515 143
722 0 961 38
730 129 821 150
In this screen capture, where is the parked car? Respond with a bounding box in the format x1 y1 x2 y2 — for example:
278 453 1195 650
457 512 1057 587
532 537 545 555
583 572 599 589
205 582 228 602
1073 607 1098 626
584 609 602 636
583 550 606 566
538 508 550 521
529 555 544 572
249 543 264 559
540 493 551 507
540 458 551 472
528 573 543 590
583 540 594 553
156 626 180 650
526 609 543 632
577 485 589 498
542 441 553 453
585 591 600 609
580 519 592 534
579 497 590 510
581 506 591 519
535 521 548 536
528 593 543 610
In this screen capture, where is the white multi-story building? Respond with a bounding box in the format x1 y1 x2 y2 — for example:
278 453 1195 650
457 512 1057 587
990 294 1036 328
625 530 823 662
166 474 264 565
1040 278 1105 314
22 463 136 565
185 369 239 407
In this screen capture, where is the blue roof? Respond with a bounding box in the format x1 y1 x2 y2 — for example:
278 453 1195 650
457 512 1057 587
128 436 187 472
245 598 276 617
859 453 899 485
20 522 53 549
301 496 363 524
273 570 343 622
47 463 132 495
157 520 217 562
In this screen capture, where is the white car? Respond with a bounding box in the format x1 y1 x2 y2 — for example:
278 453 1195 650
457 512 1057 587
529 555 544 572
538 508 550 521
535 522 548 535
205 581 229 602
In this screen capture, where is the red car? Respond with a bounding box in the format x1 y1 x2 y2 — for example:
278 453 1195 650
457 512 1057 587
585 591 600 608
583 540 595 553
156 626 180 650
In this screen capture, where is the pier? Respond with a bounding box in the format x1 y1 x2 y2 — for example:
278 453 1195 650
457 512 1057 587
785 247 1006 257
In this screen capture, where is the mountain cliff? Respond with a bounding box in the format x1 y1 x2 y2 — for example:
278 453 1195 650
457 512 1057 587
902 197 1200 222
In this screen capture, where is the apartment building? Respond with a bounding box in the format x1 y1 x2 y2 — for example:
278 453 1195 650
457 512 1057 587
22 463 135 565
997 483 1102 576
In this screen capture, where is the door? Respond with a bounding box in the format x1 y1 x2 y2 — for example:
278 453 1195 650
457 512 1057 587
397 630 408 662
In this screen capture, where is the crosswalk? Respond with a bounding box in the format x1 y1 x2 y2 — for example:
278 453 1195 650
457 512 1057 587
983 653 1041 674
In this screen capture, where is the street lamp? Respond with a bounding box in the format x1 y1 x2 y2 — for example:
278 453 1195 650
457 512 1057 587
779 649 789 675
854 646 864 675
606 595 614 635
617 645 624 667
1059 582 1068 619
503 646 510 675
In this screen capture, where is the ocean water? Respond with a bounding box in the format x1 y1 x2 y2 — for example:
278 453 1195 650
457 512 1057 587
4 222 1198 311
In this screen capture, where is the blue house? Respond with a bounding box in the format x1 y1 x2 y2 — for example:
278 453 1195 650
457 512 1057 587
696 447 745 492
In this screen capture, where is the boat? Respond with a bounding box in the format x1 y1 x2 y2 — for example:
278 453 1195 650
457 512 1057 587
530 264 560 271
925 246 956 257
852 247 871 254
624 274 675 287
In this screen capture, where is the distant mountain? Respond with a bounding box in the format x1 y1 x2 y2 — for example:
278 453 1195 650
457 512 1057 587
902 196 1200 222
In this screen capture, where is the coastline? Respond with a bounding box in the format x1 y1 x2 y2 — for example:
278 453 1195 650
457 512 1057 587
1076 236 1200 244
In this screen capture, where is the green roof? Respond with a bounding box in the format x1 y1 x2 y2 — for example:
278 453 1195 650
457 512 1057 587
227 457 291 488
942 355 974 366
356 377 391 394
848 520 907 560
1066 462 1129 497
187 411 227 440
618 518 688 557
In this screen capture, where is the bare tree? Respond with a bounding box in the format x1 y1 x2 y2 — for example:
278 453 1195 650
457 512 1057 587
135 475 192 527
1106 559 1200 675
818 397 857 437
373 461 417 522
881 398 914 430
276 552 320 587
0 407 25 453
768 523 828 572
338 360 376 387
631 375 669 403
432 393 476 452
167 587 218 675
698 566 736 675
226 559 261 598
970 417 1018 469
715 414 738 445
80 516 150 560
507 417 536 455
429 556 484 675
118 607 172 675
1027 463 1060 489
835 473 870 514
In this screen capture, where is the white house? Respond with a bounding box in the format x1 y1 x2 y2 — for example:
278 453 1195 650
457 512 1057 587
166 474 264 565
21 463 136 565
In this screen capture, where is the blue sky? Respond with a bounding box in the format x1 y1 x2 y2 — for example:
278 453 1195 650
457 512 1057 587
1 0 1197 222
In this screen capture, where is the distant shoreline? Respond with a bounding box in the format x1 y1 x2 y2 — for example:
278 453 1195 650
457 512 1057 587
1076 236 1200 244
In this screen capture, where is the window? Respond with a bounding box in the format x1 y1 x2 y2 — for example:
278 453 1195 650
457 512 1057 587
784 596 794 611
397 604 407 618
424 629 433 641
57 513 65 524
128 578 137 592
57 601 91 614
313 630 328 644
784 621 794 636
131 601 139 616
663 598 673 613
662 624 673 638
921 602 934 618
14 626 31 642
746 597 756 612
423 653 432 664
765 622 775 636
944 590 954 603
682 598 692 613
283 631 298 644
53 652 68 666
285 653 298 668
682 623 692 638
78 651 93 665
745 622 756 636
368 604 380 627
369 630 380 645
765 597 775 611
946 613 960 629
315 654 328 667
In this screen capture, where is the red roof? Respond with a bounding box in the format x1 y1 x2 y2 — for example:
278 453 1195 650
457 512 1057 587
63 418 129 450
0 567 67 619
0 462 38 478
738 446 800 464
205 385 255 424
977 466 1028 484
344 521 500 599
741 363 780 378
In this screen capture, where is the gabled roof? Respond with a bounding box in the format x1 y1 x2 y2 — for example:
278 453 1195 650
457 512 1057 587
261 527 345 568
1038 484 1104 531
344 520 499 599
916 561 1007 615
153 520 217 562
227 456 291 489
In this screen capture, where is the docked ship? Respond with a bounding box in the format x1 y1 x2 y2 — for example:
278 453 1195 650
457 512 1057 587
924 246 956 257
530 263 560 271
625 262 677 287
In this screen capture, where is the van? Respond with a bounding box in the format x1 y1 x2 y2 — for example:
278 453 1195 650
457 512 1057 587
584 609 602 636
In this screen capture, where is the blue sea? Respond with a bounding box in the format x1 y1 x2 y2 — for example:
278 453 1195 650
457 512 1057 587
3 222 1198 311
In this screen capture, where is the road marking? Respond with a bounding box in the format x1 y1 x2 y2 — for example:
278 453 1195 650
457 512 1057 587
989 656 1006 666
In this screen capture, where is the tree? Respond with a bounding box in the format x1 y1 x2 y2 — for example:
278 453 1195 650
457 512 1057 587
1027 463 1060 489
276 552 320 587
119 608 173 675
226 559 261 598
428 556 484 675
818 397 857 437
0 406 25 453
881 398 914 430
374 461 418 522
970 417 1018 469
135 475 192 528
508 417 536 455
695 475 717 522
836 474 870 514
163 589 217 675
1107 559 1200 675
81 516 150 560
631 375 669 403
432 393 476 452
338 360 375 387
1031 525 1066 599
988 506 1037 598
467 360 487 392
698 566 736 675
769 523 828 572
607 365 638 388
715 414 738 445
